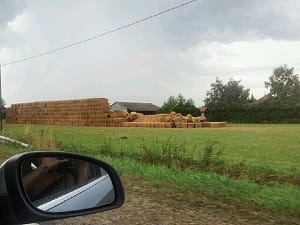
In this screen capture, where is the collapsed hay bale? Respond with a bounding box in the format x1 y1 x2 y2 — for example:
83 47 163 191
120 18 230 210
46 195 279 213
108 110 128 118
127 112 142 122
193 116 206 123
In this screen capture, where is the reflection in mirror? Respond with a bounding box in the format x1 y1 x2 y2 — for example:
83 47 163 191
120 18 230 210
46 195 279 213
21 156 115 213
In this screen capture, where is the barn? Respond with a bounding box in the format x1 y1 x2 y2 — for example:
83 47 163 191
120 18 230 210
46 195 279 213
111 102 159 115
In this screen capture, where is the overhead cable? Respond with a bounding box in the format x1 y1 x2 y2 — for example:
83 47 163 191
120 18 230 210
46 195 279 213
2 0 199 67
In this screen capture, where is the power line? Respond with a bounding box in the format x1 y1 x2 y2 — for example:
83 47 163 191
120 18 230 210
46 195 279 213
2 0 199 67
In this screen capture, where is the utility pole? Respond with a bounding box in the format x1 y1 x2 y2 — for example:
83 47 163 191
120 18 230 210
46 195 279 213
0 64 2 133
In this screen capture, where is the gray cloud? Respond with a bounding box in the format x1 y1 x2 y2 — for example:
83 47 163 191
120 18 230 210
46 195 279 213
0 0 26 26
1 0 300 107
0 0 27 43
159 0 300 47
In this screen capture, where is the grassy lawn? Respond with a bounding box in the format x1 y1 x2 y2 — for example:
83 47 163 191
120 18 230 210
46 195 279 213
59 124 300 172
1 123 300 216
5 123 299 172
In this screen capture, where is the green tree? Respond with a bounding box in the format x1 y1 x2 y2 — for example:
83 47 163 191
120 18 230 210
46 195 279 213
157 96 177 113
204 78 251 108
158 94 200 116
265 65 300 106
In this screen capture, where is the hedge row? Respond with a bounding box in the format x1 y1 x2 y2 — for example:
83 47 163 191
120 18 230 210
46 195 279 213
206 105 300 123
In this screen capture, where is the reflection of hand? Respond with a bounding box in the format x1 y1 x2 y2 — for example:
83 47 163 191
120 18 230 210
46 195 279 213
23 157 70 201
77 161 90 184
39 158 68 173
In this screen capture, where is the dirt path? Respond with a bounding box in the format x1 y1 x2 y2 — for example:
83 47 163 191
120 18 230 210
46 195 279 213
52 176 299 225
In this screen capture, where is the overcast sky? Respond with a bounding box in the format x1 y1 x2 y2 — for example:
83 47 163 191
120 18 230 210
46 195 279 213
1 0 300 107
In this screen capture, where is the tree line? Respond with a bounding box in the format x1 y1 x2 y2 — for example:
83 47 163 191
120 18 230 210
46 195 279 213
158 65 300 123
2 65 299 123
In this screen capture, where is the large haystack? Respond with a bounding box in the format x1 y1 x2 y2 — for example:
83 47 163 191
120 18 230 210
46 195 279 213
6 98 111 126
6 99 226 128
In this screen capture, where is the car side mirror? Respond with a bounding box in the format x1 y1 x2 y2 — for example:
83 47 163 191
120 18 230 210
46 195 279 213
0 151 125 225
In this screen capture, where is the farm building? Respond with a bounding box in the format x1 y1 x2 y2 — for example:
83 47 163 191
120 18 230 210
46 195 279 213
111 102 159 115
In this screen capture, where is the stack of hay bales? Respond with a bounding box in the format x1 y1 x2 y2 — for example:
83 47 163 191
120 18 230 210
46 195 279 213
107 110 128 119
6 100 226 128
123 111 179 128
119 111 226 128
104 110 129 127
6 98 111 126
193 116 206 128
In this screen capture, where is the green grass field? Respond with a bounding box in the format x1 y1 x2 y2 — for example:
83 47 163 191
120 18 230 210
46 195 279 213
1 123 300 216
5 123 299 171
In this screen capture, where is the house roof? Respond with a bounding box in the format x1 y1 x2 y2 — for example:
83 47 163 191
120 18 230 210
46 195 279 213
112 102 160 112
255 94 272 104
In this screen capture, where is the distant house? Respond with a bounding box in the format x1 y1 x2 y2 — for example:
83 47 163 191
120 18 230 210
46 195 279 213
255 94 272 104
111 102 160 115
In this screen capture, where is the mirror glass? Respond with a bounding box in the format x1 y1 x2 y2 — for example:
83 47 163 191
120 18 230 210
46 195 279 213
21 156 115 213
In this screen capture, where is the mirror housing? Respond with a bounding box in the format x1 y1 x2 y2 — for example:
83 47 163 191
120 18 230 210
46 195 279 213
0 151 125 225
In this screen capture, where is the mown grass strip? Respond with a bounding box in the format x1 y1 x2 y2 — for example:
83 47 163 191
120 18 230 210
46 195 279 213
4 123 300 185
5 123 300 171
97 155 300 216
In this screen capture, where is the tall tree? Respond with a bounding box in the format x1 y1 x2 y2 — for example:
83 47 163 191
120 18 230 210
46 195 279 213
158 94 200 116
204 78 251 108
265 65 300 105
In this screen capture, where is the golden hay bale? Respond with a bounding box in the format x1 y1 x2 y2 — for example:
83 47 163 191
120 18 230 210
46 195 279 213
181 118 188 123
158 115 172 122
7 98 111 126
171 111 182 117
181 123 188 128
210 122 221 128
108 110 128 118
202 122 211 127
186 114 193 119
219 122 227 127
159 116 166 122
172 115 180 122
127 112 140 122
195 123 203 128
198 122 225 128
199 116 206 122
187 123 195 128
122 122 129 127
131 112 138 120
170 122 175 128
186 116 193 123
175 122 182 128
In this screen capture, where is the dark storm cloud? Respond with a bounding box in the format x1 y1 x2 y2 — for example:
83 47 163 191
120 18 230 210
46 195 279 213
159 0 300 46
